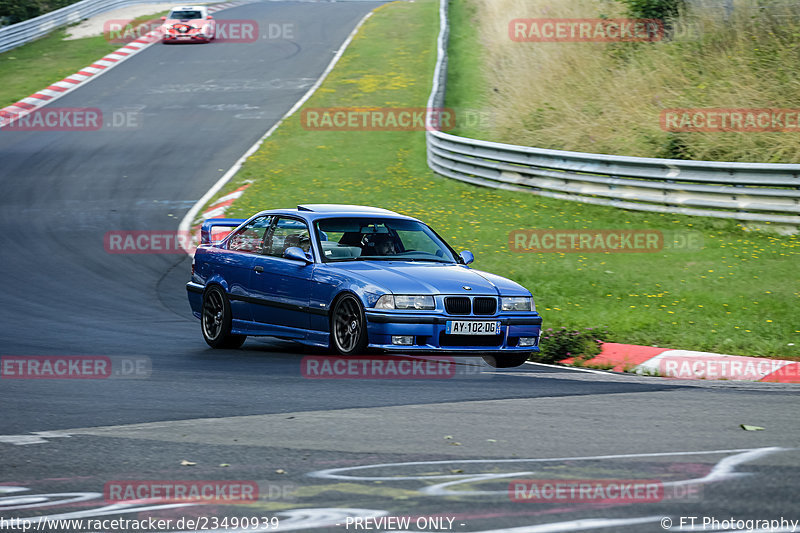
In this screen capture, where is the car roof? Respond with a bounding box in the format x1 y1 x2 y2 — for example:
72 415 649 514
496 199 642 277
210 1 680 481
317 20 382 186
169 6 206 11
250 204 420 222
298 204 399 214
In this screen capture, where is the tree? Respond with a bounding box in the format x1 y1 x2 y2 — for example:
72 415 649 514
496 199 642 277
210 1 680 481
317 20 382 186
618 0 686 20
0 0 83 25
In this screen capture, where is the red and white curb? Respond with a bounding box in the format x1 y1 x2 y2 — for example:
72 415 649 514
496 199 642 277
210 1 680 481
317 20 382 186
566 342 800 383
200 182 251 220
0 1 250 128
188 182 252 243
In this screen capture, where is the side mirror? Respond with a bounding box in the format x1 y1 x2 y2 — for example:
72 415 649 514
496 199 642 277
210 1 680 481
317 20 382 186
284 246 312 264
459 250 474 265
160 16 166 21
207 15 213 19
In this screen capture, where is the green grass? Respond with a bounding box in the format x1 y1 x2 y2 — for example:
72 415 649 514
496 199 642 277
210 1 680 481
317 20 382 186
0 12 167 108
448 0 800 163
201 0 799 359
442 0 489 139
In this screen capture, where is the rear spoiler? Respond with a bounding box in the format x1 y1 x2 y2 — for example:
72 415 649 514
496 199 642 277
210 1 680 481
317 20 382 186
200 218 246 245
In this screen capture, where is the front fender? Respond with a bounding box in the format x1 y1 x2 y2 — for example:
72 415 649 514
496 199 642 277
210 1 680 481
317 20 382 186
309 268 386 333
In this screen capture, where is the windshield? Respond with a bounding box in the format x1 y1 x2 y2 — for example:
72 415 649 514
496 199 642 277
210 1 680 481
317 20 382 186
315 217 457 263
168 10 202 19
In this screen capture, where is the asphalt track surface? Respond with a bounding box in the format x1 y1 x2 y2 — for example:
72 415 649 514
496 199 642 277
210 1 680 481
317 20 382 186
1 2 799 532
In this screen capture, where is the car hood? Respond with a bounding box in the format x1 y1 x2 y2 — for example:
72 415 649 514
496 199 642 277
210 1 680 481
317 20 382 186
329 261 530 296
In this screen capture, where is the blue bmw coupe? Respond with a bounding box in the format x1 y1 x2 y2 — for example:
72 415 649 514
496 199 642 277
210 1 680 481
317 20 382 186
187 205 542 367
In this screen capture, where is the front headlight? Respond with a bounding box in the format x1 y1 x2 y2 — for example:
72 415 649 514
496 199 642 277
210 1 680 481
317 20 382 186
501 296 533 312
374 295 435 310
375 295 395 310
396 295 435 310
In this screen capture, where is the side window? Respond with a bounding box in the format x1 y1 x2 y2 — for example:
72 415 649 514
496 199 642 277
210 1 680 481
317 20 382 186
227 216 271 253
264 217 312 258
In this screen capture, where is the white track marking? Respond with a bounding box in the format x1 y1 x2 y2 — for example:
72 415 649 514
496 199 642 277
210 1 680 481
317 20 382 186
420 472 535 496
419 447 784 497
523 361 612 375
20 502 193 522
0 487 29 495
0 431 71 445
309 447 784 481
309 447 786 498
0 491 101 511
449 516 664 533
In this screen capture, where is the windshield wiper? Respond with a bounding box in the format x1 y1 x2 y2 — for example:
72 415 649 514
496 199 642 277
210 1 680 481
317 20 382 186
405 258 453 263
355 257 453 263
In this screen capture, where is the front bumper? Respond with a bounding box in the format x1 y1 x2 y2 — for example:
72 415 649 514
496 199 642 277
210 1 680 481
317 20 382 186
163 32 209 41
365 311 542 353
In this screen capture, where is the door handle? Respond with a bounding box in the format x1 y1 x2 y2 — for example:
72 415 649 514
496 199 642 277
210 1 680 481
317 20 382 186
253 265 264 273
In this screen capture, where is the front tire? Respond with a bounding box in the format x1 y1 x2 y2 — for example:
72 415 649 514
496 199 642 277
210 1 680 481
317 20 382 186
331 294 368 355
483 353 530 368
201 285 246 349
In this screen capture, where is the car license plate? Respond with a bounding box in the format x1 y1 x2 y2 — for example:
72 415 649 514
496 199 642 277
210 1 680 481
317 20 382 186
446 320 501 335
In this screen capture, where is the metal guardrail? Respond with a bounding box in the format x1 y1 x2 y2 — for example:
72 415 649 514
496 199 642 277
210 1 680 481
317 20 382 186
425 0 800 226
0 0 172 54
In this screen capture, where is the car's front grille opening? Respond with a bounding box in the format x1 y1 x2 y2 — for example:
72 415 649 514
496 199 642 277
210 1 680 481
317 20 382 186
473 297 497 315
439 333 503 347
445 296 471 315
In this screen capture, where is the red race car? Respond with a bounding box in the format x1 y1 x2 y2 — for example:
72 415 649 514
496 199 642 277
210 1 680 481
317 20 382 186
160 5 216 43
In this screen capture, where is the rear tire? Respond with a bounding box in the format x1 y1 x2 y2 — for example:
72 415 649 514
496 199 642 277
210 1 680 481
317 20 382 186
331 294 368 355
201 285 246 349
483 353 530 368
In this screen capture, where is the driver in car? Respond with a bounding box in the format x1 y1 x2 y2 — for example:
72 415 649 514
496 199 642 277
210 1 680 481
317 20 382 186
362 233 398 256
